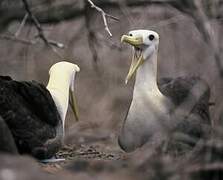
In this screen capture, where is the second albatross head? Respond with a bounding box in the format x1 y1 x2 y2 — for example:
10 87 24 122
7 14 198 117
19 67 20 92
121 30 159 84
47 61 80 130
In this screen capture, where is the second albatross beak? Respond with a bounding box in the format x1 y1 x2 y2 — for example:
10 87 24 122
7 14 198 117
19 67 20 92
69 68 80 121
121 35 144 84
69 90 79 121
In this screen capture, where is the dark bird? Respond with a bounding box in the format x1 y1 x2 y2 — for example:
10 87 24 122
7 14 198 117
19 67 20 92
0 61 80 160
118 30 211 153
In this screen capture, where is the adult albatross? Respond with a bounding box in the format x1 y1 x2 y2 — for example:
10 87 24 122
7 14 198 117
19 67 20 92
0 61 80 159
118 30 211 153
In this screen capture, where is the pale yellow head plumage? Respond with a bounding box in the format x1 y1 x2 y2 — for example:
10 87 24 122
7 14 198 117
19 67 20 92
47 61 80 128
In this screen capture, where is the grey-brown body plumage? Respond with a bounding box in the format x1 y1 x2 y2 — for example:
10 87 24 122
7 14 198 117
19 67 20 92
118 30 211 153
159 76 210 154
119 76 211 153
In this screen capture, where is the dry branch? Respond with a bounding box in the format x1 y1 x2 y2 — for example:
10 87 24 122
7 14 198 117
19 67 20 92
14 13 28 37
22 0 52 45
0 0 222 72
21 0 64 57
1 0 222 29
0 34 64 49
84 1 100 65
86 0 119 36
0 34 35 45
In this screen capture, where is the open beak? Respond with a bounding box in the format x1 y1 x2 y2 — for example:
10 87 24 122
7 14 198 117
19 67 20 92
69 89 79 121
125 52 144 84
121 35 144 84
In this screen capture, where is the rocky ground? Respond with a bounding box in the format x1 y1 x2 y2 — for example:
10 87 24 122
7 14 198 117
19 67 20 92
40 143 124 174
1 133 223 180
38 131 223 180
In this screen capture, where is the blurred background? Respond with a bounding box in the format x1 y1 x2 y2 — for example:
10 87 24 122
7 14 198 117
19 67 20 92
0 0 223 151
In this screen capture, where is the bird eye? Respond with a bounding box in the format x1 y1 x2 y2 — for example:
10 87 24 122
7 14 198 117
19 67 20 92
148 34 155 41
129 33 133 36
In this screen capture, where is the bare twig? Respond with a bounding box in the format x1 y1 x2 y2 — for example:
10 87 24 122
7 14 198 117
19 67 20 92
0 34 64 49
84 1 100 66
15 13 28 37
86 0 119 36
48 40 65 49
0 34 36 45
0 2 64 50
21 0 64 58
22 0 49 44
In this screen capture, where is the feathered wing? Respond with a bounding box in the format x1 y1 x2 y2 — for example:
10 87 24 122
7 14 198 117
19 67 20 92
158 76 211 153
0 76 62 159
12 80 61 127
158 76 210 122
0 116 18 154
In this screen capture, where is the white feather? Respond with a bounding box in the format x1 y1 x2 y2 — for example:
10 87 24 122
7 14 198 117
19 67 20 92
46 61 80 132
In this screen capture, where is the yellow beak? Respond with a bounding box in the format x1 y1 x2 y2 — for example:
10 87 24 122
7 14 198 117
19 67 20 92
121 35 143 46
125 53 144 84
121 35 144 84
69 90 79 121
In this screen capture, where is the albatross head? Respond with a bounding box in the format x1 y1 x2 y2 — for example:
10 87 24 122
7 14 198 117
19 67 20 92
121 30 159 84
47 61 80 128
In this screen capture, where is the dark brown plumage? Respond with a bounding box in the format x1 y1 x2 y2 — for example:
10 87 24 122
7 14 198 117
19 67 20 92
0 76 62 159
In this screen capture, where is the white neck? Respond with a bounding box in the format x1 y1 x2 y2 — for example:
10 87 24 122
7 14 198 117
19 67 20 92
46 72 72 132
133 50 167 111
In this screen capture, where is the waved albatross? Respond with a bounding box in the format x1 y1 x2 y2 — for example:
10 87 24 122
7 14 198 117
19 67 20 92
118 30 211 153
0 61 79 159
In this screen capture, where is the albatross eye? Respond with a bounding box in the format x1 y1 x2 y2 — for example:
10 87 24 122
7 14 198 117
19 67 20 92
148 34 155 41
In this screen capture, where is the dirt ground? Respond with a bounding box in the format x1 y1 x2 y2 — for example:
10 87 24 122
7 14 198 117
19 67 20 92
36 128 125 175
41 143 123 172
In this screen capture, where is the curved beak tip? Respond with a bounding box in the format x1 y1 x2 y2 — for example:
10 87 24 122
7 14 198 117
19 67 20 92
75 65 80 72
